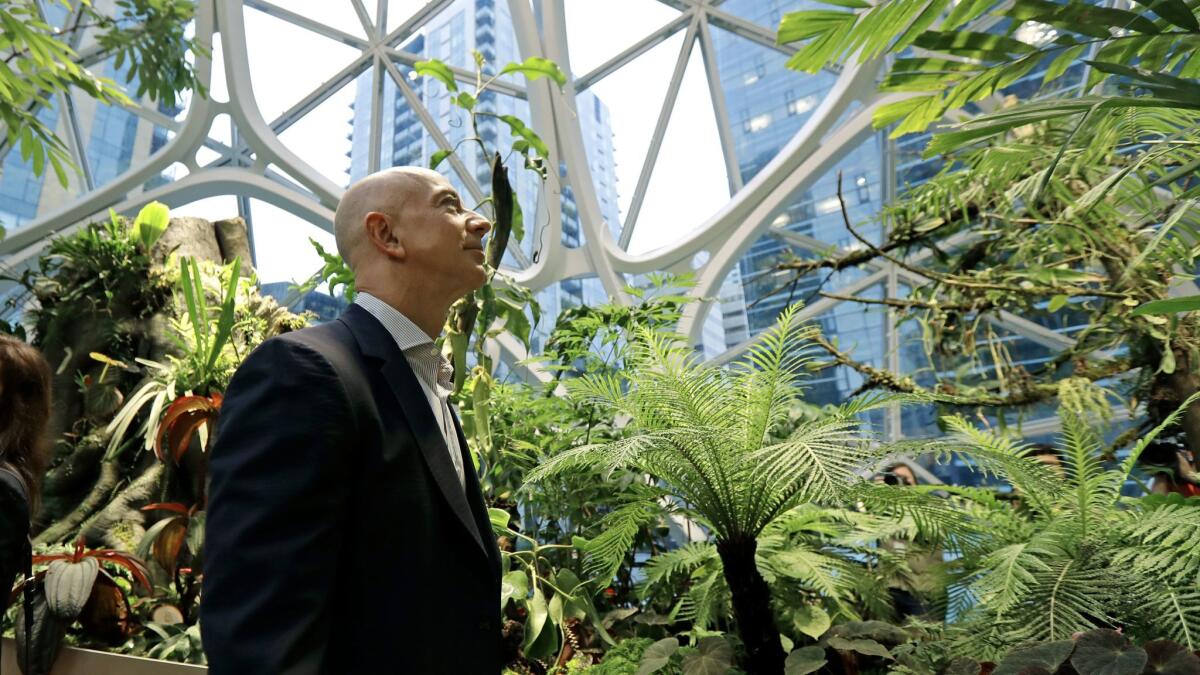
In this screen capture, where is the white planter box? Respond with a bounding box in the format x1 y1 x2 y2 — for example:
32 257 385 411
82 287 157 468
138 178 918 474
1 637 206 674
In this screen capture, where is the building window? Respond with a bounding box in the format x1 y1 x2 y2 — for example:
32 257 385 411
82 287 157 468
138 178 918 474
787 93 816 116
745 113 771 133
854 174 871 203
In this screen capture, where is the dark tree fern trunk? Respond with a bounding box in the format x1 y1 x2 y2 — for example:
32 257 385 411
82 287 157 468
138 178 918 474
717 535 785 675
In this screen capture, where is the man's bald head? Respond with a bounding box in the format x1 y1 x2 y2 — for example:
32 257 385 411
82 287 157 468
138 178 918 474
333 167 446 270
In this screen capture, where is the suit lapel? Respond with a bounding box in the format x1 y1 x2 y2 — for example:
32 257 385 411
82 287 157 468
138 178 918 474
450 405 502 574
340 305 488 558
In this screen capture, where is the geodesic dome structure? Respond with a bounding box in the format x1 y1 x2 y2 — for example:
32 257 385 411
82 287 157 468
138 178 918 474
0 0 1103 440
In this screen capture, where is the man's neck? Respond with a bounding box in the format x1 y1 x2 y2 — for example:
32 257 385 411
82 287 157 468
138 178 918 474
357 284 451 340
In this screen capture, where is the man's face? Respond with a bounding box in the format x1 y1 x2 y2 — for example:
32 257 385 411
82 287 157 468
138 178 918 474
395 172 492 298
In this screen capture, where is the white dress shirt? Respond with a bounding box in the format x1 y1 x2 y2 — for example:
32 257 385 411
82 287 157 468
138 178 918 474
353 292 465 490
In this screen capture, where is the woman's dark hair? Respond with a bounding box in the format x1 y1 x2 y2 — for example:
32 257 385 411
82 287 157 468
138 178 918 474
0 334 52 508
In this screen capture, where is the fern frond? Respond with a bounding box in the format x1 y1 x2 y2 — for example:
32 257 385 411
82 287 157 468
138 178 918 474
1115 504 1200 586
576 500 663 582
1120 391 1200 478
640 542 719 592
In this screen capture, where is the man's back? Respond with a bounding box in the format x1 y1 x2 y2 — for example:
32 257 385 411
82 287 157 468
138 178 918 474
202 308 501 674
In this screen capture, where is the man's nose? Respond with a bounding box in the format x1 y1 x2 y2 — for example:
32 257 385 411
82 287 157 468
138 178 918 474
466 211 492 235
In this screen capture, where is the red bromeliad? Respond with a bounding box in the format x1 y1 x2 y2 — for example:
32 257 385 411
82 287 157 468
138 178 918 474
154 392 223 464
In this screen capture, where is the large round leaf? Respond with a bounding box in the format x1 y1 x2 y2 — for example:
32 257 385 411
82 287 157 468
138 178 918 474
681 637 734 675
500 570 529 609
636 637 680 675
994 640 1075 675
826 636 893 660
43 557 99 620
1143 640 1200 675
522 589 558 661
1071 630 1148 675
827 620 910 645
793 605 831 640
785 645 827 675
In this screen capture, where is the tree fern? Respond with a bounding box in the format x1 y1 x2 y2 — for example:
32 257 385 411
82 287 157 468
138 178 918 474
921 393 1200 651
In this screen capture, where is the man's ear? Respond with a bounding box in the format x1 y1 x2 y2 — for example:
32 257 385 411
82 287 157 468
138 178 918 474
364 211 405 260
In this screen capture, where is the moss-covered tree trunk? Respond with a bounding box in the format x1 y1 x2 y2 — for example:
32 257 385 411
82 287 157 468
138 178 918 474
717 534 785 675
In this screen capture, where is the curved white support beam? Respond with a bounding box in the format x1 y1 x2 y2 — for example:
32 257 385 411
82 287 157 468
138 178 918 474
0 0 220 260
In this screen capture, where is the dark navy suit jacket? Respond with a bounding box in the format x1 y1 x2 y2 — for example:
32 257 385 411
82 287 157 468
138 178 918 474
202 304 502 674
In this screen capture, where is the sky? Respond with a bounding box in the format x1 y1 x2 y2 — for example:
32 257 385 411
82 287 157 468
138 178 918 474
169 0 735 285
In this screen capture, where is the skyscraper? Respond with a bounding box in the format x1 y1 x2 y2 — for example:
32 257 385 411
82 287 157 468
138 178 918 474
347 0 622 354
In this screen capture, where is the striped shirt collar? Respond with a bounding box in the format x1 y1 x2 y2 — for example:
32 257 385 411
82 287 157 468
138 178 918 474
353 292 452 395
354 291 436 351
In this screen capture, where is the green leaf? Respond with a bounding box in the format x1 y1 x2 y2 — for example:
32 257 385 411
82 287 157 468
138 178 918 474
1142 640 1200 674
792 604 832 639
488 507 511 531
206 257 242 375
1135 0 1200 31
826 637 893 660
498 114 550 158
777 10 857 45
522 589 556 660
636 637 679 675
813 0 870 7
413 59 457 92
455 91 476 110
430 149 452 170
429 148 451 169
1131 295 1200 316
994 640 1076 675
681 636 734 675
1070 630 1148 675
133 200 170 250
1162 346 1176 374
500 570 529 608
943 0 995 30
785 646 828 675
1047 295 1069 313
1044 44 1087 84
499 57 567 86
912 30 1037 57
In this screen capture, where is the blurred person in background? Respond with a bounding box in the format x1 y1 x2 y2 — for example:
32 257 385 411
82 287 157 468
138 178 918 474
0 334 52 614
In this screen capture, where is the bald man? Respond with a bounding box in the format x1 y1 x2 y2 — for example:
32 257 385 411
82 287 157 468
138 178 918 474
202 168 502 674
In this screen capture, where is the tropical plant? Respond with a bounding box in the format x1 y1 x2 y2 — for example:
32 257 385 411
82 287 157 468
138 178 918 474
9 538 153 672
882 388 1200 658
769 0 1200 458
635 503 935 646
419 51 566 396
490 507 617 672
525 305 899 674
0 0 205 211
